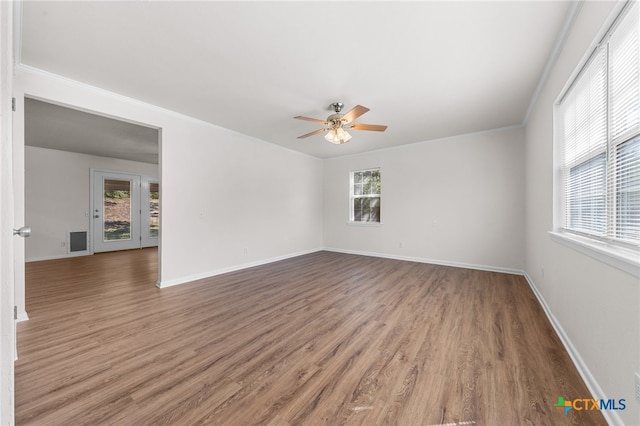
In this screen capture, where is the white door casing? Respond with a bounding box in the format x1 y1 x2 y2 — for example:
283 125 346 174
92 170 158 253
1 0 15 423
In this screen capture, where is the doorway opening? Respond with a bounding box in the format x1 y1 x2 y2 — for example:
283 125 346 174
24 97 161 268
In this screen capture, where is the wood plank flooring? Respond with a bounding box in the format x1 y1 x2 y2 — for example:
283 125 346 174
16 249 605 425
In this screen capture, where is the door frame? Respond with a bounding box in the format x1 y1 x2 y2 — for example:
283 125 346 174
13 75 163 336
1 1 15 423
91 170 142 253
90 169 158 253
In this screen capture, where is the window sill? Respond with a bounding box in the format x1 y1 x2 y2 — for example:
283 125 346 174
346 221 384 227
548 231 640 278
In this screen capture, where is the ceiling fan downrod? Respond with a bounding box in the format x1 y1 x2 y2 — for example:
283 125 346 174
328 102 346 127
329 102 344 113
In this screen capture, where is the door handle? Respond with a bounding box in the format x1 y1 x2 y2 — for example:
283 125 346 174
94 215 100 219
13 226 31 238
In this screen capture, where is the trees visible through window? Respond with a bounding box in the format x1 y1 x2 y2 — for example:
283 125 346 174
350 168 381 223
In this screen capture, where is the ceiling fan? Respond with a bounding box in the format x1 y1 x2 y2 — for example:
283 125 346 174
294 102 387 144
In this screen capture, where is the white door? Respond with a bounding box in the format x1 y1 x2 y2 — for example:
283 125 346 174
92 171 142 253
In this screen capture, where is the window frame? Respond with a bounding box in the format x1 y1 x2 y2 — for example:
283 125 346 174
349 167 381 224
552 0 639 276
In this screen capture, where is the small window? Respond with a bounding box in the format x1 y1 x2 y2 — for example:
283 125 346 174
350 168 381 223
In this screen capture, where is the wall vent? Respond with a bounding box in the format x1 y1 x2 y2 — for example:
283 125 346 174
68 231 88 253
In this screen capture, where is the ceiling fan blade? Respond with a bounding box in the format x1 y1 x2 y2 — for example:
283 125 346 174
341 105 369 123
294 115 327 124
297 128 328 139
350 123 388 132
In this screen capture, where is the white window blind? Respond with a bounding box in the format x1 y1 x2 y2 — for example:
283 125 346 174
615 136 640 241
609 1 640 243
556 1 639 247
609 2 639 142
560 47 608 236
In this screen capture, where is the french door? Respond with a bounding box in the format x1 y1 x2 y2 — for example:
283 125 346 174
92 171 158 253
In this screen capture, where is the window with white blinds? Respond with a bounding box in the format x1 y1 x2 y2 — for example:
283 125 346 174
556 1 639 248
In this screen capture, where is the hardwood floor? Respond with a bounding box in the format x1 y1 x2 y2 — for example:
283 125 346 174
16 249 605 425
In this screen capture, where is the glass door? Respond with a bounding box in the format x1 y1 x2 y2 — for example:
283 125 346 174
92 171 142 253
141 178 159 247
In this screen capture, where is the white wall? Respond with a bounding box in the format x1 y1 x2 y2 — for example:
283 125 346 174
323 126 525 273
158 117 324 286
524 2 639 425
25 146 158 261
13 65 323 294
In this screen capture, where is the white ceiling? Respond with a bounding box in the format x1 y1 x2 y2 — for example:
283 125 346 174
19 1 571 160
25 98 160 164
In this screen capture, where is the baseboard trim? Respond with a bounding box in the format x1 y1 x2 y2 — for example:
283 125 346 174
523 272 621 426
322 247 525 276
157 247 324 288
15 311 29 323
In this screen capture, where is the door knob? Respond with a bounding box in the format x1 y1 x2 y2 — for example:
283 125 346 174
13 226 31 238
94 214 100 218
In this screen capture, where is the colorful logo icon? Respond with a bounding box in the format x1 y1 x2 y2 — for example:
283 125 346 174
554 396 573 414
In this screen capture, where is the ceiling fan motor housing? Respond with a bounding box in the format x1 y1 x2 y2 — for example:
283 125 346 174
327 113 345 128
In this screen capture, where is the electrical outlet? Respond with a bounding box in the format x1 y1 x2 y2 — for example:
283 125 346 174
635 372 640 402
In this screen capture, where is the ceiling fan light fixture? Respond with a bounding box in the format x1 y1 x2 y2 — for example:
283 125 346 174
295 103 385 143
325 127 352 144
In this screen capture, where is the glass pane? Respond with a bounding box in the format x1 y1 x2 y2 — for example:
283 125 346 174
353 198 363 222
352 197 381 223
360 197 381 222
616 136 640 242
363 169 381 195
567 154 606 235
354 172 362 184
104 179 132 241
362 198 371 221
149 182 159 238
369 197 381 222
